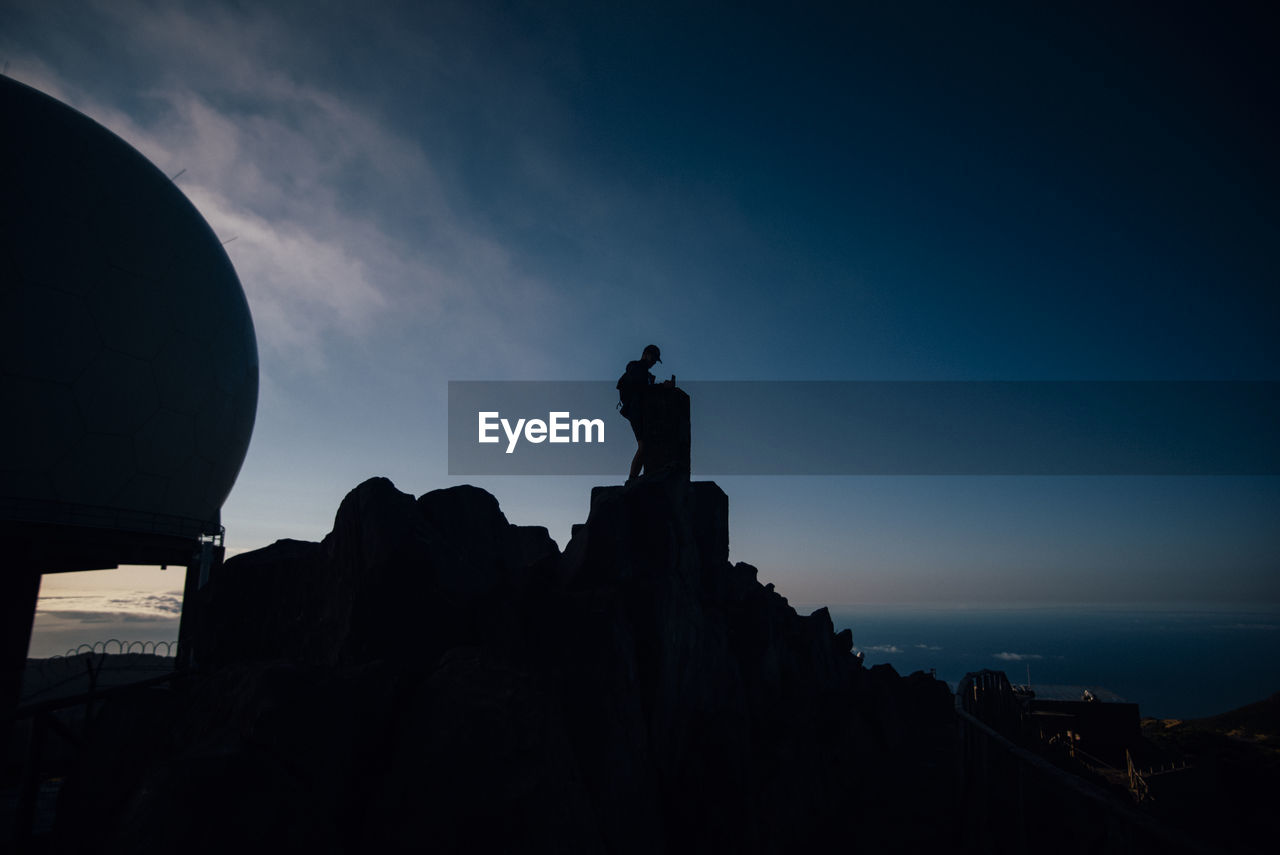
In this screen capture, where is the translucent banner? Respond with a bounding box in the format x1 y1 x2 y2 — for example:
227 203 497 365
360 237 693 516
447 381 1280 476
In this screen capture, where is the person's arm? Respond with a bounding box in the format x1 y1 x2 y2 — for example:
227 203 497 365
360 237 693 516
625 361 651 386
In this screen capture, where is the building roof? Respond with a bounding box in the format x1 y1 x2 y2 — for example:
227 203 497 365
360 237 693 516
1017 684 1128 704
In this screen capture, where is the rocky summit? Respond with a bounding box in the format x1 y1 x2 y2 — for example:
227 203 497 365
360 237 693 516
53 472 957 853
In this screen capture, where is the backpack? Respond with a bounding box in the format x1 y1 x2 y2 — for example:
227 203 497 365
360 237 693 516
616 361 646 418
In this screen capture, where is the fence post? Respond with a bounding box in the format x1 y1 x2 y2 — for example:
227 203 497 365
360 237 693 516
12 711 46 847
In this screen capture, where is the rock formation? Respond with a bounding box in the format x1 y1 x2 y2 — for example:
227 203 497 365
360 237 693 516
52 472 957 853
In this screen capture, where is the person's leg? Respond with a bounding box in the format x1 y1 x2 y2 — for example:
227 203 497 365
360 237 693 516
629 417 644 480
630 440 644 480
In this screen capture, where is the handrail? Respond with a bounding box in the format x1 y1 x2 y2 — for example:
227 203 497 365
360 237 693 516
956 705 1217 854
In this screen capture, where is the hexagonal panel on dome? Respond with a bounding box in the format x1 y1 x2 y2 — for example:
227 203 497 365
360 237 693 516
0 251 17 304
5 204 111 297
134 408 196 476
1 471 58 504
3 133 114 279
157 213 229 284
167 454 214 522
192 388 233 460
0 376 86 476
51 431 137 508
2 284 100 383
73 350 160 434
95 169 192 284
211 339 258 397
151 334 218 417
89 266 173 360
166 258 243 345
113 472 173 517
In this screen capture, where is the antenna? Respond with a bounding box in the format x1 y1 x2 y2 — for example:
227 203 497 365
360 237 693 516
170 168 187 182
1026 663 1032 689
221 235 238 246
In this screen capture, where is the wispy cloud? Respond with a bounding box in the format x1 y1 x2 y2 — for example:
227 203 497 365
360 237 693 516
38 593 183 622
993 652 1043 662
4 1 563 378
915 643 943 651
110 594 183 615
863 644 902 654
43 612 179 624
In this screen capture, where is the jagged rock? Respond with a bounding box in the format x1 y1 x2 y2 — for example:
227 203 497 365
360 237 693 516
59 473 957 853
191 477 559 669
188 538 322 666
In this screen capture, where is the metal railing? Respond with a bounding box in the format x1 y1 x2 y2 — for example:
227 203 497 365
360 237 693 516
0 496 217 541
6 651 184 849
957 703 1216 854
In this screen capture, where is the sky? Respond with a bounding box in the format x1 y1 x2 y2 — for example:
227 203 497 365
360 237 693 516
4 0 1278 653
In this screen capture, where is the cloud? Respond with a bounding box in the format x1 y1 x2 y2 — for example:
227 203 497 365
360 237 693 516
863 644 902 654
993 652 1043 662
915 643 943 651
3 1 564 378
41 611 178 624
108 594 183 615
37 592 184 622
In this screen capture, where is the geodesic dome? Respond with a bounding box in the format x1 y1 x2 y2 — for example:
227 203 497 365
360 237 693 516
0 76 258 570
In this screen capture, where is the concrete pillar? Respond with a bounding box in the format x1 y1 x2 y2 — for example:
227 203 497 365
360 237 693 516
2 567 40 741
639 385 691 475
176 540 224 670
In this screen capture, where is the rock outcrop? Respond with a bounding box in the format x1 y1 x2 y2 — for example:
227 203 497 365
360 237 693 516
53 473 957 853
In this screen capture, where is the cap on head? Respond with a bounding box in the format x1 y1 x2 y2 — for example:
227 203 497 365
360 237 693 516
643 344 662 363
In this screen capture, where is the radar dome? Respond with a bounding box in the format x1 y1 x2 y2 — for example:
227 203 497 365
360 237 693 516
0 76 258 564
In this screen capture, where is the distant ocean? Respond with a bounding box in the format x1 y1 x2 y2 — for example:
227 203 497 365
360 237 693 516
816 604 1280 720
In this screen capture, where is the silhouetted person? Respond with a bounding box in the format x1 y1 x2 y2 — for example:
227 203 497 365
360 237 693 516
618 344 673 482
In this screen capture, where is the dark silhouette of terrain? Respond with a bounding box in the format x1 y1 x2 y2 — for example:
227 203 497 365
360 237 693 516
48 471 956 853
1136 693 1280 852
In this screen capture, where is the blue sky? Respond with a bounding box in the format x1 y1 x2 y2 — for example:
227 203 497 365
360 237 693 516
5 0 1277 649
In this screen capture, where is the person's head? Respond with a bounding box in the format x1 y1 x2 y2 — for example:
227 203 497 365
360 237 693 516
642 344 662 366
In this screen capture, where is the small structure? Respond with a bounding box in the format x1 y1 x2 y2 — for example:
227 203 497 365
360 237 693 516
961 670 1140 766
1015 683 1140 765
959 669 1023 740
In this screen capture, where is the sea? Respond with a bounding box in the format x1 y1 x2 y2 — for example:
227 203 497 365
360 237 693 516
814 603 1280 720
